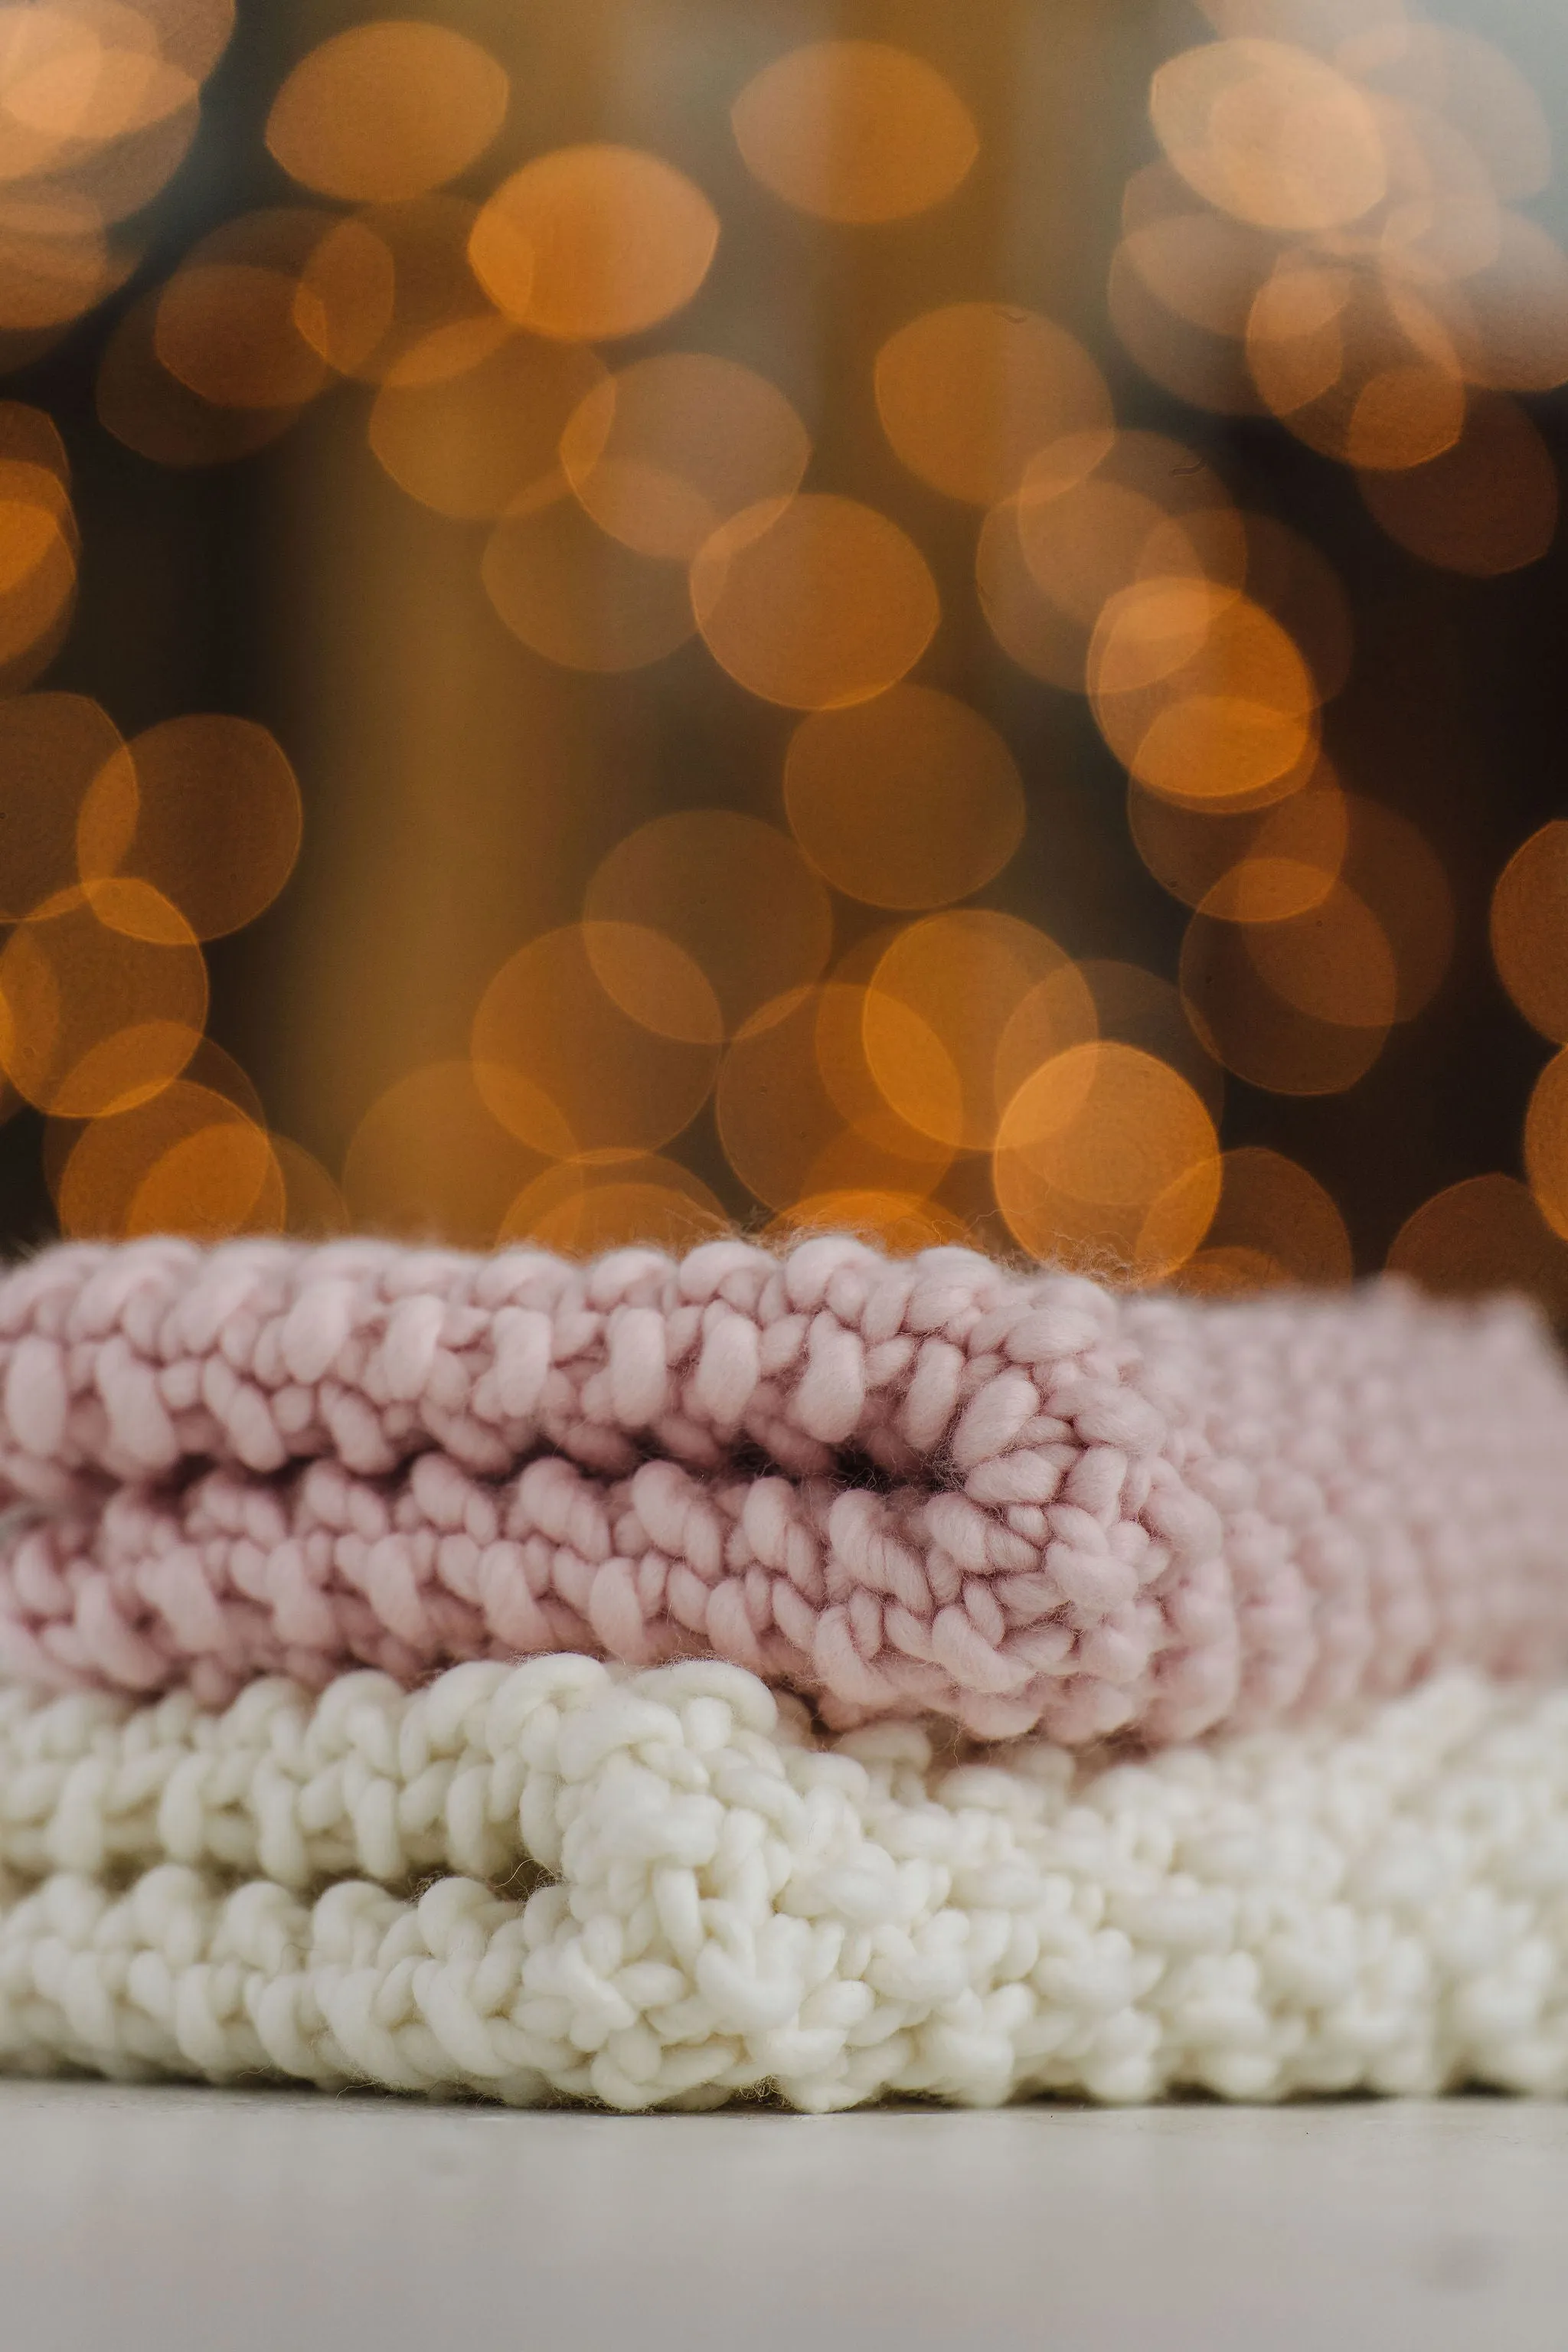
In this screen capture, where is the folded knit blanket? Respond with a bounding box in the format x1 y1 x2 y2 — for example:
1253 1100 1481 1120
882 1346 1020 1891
3 1658 1568 2110
2 1238 1566 1743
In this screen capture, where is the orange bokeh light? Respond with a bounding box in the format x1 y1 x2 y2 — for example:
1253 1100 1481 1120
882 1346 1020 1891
469 145 718 343
585 812 831 1040
153 208 335 411
994 1040 1221 1279
717 981 952 1212
875 303 1112 507
0 880 206 1117
1389 1172 1568 1316
769 1190 971 1251
1178 1143 1351 1290
864 910 1096 1152
369 332 604 521
77 714 302 941
266 23 509 204
0 445 75 684
731 39 978 224
1524 1050 1568 1245
560 354 810 564
1152 38 1387 233
472 925 717 1161
294 194 499 388
1090 577 1319 808
97 290 302 466
482 478 694 674
1492 823 1568 1045
1131 763 1348 920
1358 392 1559 577
500 1155 728 1254
784 684 1024 910
57 1078 280 1241
691 493 937 710
0 691 118 920
342 1060 552 1250
1180 897 1393 1096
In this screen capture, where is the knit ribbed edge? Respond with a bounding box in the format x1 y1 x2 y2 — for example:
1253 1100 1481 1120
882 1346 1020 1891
5 1658 1568 2109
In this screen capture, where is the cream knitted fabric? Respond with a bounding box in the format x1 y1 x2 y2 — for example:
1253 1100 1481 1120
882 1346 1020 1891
5 1657 1568 2110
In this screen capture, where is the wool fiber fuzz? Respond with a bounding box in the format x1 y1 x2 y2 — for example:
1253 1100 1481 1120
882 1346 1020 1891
6 1658 1568 2111
2 1239 1566 1743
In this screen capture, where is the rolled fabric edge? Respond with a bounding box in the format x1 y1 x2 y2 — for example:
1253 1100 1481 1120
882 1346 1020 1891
5 1660 1568 2110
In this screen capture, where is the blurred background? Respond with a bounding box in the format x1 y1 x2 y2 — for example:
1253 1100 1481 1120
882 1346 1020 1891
4 0 1568 1309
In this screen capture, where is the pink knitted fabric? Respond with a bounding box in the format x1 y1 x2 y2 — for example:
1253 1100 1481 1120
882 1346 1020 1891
1 1235 1566 1741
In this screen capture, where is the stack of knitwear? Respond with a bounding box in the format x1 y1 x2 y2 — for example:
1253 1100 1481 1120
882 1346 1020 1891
3 1233 1568 2109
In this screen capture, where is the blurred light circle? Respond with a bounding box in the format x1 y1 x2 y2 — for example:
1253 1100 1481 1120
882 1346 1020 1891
864 910 1093 1152
500 1155 727 1253
1090 578 1319 807
586 812 830 1040
153 209 338 411
784 685 1024 910
1342 21 1550 205
1357 392 1558 577
271 1137 350 1239
994 1040 1220 1279
265 22 509 204
295 195 498 387
139 0 236 80
369 334 604 520
1180 903 1392 1097
1002 956 1221 1127
1429 214 1568 397
691 493 937 710
730 40 978 224
717 982 951 1211
975 494 1093 691
1524 1050 1568 1245
77 714 302 940
1179 1144 1351 1289
482 479 695 673
58 1079 279 1240
96 291 305 467
577 922 723 1051
769 1190 970 1250
1389 1172 1568 1315
469 145 718 342
343 1060 553 1249
0 691 119 920
875 304 1111 506
0 880 207 1116
560 354 810 564
1130 766 1348 920
1491 822 1568 1044
0 461 75 684
1152 38 1387 232
472 925 717 1160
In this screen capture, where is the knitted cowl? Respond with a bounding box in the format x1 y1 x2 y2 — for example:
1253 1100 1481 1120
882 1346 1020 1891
1 1234 1566 1743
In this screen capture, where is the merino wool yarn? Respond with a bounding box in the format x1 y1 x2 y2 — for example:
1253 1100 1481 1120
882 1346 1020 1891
6 1658 1568 2110
2 1238 1567 1742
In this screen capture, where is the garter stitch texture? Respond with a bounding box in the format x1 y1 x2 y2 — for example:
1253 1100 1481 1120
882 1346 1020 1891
5 1658 1568 2109
1 1238 1566 1740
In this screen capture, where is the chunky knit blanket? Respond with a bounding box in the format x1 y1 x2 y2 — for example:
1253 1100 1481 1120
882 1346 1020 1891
3 1233 1568 2113
4 1658 1568 2110
0 1237 1565 1743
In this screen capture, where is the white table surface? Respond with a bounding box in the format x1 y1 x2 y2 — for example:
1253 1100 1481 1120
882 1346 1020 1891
2 2083 1564 2349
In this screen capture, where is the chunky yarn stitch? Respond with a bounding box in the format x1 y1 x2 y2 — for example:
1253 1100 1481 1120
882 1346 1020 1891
5 1658 1568 2109
2 1395 1566 1746
1 1238 1565 1742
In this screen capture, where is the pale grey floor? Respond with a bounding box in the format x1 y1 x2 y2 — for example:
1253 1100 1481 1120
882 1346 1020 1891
2 2084 1565 2350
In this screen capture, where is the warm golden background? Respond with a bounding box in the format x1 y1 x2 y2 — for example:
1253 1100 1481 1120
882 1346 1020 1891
4 0 1568 1307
